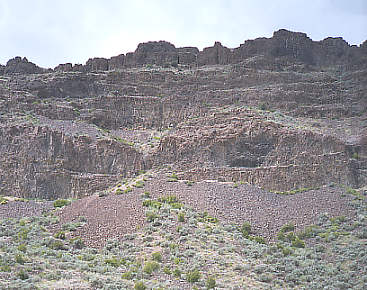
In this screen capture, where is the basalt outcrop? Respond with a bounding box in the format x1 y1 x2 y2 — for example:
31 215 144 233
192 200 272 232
0 29 366 199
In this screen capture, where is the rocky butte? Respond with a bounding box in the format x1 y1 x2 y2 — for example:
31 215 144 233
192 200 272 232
0 29 366 199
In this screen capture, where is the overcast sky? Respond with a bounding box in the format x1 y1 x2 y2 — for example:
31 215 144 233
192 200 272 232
1 0 366 68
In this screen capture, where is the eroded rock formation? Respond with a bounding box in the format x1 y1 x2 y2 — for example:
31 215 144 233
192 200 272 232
0 29 366 199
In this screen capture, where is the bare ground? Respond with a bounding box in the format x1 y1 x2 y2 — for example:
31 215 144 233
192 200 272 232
48 173 355 247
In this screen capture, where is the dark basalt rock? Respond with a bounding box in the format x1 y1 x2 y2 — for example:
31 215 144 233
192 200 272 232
4 56 44 74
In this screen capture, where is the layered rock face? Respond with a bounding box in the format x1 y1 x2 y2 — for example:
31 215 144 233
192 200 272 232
3 29 365 75
0 29 366 199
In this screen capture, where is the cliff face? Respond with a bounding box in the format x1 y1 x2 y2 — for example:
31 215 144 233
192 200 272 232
2 29 366 74
0 125 146 199
0 29 366 199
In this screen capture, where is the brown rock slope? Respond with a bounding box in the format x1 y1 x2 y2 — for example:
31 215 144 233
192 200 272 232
55 173 355 247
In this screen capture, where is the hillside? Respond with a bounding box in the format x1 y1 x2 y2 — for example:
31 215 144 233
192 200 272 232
0 29 366 289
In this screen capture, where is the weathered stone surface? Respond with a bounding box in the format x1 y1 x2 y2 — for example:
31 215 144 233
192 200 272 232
177 47 199 64
4 56 44 74
85 57 109 71
54 63 73 72
0 29 366 199
133 41 178 66
0 64 4 75
109 54 125 70
198 42 232 65
0 125 146 199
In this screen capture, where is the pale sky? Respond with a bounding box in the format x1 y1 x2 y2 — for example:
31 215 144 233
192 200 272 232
0 0 366 68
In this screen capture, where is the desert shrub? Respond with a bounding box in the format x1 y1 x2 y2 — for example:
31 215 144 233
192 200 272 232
121 271 133 280
280 223 295 233
115 188 123 195
0 265 11 272
54 231 66 240
134 181 145 188
53 199 70 208
173 268 182 278
167 173 178 182
206 276 216 289
159 195 178 204
49 240 66 250
124 187 133 194
185 180 194 186
292 237 306 248
143 261 159 275
105 256 123 267
251 235 266 244
0 196 8 205
17 244 27 252
17 269 29 280
241 221 252 237
146 211 158 222
178 212 185 222
143 191 151 198
71 237 85 249
152 252 162 262
163 266 171 275
142 199 162 209
134 281 147 290
282 247 294 256
62 222 81 231
186 269 201 283
15 254 27 264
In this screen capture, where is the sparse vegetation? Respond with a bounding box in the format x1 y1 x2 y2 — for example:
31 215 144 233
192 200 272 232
53 199 70 208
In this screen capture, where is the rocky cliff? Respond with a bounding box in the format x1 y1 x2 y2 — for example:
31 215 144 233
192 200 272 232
0 29 366 199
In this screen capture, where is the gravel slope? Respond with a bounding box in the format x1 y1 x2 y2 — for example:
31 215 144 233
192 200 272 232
51 173 355 247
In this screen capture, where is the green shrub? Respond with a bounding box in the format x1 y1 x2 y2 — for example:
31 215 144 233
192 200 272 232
17 269 29 280
241 221 252 237
105 256 123 267
146 211 158 222
17 244 27 252
167 173 178 182
115 188 123 195
71 237 85 249
49 240 66 250
152 252 162 262
142 199 162 209
0 265 11 272
53 199 70 208
163 266 171 275
206 276 216 289
0 196 8 205
173 268 182 278
178 212 185 222
134 181 145 188
292 237 305 248
121 271 133 280
280 223 295 233
15 254 26 264
124 187 133 194
143 261 159 275
282 247 293 256
54 231 66 240
186 269 201 283
251 236 266 244
134 281 147 290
